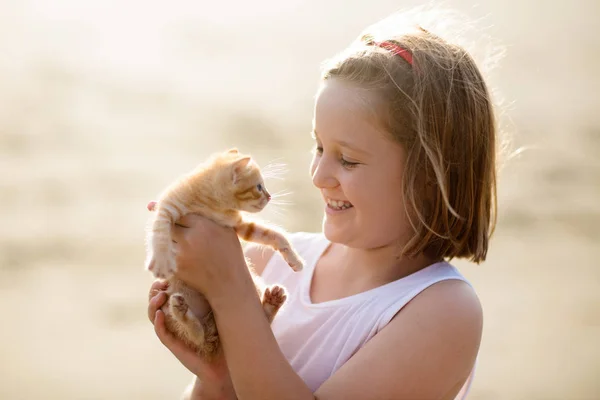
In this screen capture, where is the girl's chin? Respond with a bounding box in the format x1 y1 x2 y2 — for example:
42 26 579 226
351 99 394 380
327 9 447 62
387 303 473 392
322 219 352 244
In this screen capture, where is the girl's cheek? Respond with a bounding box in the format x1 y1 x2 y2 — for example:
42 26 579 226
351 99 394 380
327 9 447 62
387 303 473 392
340 177 358 198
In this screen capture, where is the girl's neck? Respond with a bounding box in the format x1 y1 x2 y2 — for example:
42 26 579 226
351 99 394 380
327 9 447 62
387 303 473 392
329 241 438 285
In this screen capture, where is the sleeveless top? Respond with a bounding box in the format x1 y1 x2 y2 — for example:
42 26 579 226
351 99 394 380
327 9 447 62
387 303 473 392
261 231 476 399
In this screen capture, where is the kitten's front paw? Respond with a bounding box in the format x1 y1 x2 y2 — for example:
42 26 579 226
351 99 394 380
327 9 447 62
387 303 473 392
281 248 304 272
148 253 178 279
263 285 287 308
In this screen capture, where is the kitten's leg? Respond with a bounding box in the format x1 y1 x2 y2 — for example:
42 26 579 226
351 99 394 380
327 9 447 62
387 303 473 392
147 201 183 279
169 294 221 358
235 221 304 271
262 285 287 323
199 312 220 358
168 294 206 347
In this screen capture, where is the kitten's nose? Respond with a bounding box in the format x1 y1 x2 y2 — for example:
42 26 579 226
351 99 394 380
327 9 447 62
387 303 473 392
266 193 271 201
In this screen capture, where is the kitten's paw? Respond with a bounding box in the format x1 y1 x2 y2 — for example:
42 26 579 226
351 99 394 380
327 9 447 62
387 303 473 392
280 248 304 272
148 253 178 279
169 294 189 319
263 285 287 308
262 285 287 323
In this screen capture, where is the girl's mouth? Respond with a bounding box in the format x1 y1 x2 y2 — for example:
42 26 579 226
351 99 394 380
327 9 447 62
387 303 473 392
326 198 353 211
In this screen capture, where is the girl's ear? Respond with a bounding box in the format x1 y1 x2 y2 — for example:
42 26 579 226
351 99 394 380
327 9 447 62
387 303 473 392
232 156 252 184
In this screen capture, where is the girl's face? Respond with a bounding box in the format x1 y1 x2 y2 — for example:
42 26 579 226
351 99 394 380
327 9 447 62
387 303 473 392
310 79 412 250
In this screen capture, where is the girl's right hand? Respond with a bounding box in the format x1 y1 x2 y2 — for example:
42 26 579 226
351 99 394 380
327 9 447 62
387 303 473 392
148 280 236 399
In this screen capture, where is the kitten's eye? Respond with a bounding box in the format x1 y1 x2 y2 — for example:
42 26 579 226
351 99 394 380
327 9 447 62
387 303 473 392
257 184 263 191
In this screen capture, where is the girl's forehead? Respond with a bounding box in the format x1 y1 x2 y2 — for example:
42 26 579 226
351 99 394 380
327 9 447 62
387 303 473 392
315 79 379 115
314 79 390 145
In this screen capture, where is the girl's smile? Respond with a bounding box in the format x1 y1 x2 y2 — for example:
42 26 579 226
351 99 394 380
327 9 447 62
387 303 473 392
310 78 410 250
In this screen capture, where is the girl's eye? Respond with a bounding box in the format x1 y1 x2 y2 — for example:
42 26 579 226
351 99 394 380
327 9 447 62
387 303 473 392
313 144 359 168
340 158 359 168
257 184 263 191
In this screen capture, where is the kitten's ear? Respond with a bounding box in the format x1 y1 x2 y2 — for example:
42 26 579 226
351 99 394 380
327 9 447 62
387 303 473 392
234 156 251 168
232 156 252 184
227 148 239 154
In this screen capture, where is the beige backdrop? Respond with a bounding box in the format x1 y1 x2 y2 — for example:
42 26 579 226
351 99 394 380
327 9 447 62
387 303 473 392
0 0 598 399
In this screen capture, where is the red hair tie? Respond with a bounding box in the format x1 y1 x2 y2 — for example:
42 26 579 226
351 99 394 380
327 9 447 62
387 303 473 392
375 41 413 66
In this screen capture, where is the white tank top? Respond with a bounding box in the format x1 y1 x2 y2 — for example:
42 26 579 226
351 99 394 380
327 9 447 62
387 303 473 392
261 232 475 398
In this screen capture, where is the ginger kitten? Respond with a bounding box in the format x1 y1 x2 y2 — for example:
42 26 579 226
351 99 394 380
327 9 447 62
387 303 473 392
145 148 302 358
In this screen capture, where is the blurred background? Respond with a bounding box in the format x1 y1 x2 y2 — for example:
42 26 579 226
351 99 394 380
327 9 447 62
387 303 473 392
0 0 598 399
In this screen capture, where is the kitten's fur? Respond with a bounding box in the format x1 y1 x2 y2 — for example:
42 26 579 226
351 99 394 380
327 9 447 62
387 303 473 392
145 148 303 358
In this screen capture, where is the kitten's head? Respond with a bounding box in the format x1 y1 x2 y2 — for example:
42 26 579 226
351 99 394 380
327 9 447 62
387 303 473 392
220 148 271 213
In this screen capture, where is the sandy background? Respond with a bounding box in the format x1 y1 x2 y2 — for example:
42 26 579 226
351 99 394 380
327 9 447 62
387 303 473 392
0 0 598 399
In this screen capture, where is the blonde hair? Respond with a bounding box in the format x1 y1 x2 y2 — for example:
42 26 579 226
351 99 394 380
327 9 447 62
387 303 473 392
321 9 498 263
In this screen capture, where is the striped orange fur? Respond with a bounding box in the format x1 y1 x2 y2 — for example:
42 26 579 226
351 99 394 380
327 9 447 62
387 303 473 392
145 148 303 358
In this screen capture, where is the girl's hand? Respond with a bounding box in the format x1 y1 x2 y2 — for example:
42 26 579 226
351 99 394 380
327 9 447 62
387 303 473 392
147 201 250 301
175 214 249 300
148 280 236 399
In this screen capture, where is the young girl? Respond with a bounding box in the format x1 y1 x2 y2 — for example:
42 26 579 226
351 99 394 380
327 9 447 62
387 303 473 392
147 9 497 400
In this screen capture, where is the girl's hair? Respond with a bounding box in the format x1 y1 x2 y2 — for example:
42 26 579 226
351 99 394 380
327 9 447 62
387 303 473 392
321 9 498 263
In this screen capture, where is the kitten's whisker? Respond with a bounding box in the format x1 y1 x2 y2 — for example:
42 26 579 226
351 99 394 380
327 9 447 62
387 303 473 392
270 199 293 205
270 189 293 198
270 200 293 206
263 163 287 171
271 193 292 199
262 160 289 180
263 157 287 167
269 208 285 217
269 206 290 214
271 193 291 199
265 169 288 176
264 157 286 163
265 164 287 169
266 200 286 211
263 173 286 181
265 206 286 220
263 161 285 166
263 168 288 177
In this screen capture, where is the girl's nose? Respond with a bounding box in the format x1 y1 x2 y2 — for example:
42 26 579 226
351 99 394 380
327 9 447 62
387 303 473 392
311 159 338 189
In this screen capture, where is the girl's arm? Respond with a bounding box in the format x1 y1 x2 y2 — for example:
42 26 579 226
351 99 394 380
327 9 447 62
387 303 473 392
172 215 482 400
181 244 275 399
147 243 276 400
314 279 482 400
210 266 315 400
209 270 481 400
148 283 237 400
181 376 234 400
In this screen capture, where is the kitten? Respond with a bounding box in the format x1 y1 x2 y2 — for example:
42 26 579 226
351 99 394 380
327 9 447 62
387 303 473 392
145 148 303 358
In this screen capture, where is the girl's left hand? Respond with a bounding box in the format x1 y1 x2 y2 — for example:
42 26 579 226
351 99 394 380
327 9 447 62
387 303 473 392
147 201 249 300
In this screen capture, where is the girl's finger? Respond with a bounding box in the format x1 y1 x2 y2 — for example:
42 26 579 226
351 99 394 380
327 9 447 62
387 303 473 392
154 310 207 374
148 292 167 323
154 310 190 356
148 280 169 301
154 310 176 345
